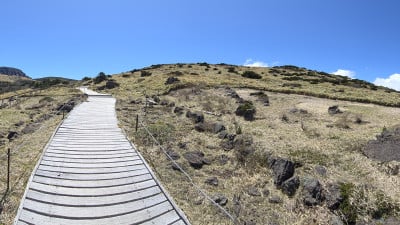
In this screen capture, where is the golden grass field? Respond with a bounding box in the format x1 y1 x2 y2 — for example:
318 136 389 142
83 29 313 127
1 63 400 225
0 85 84 225
85 63 400 224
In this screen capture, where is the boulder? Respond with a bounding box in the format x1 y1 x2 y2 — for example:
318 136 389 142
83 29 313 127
325 183 343 210
328 105 342 115
246 186 261 196
165 77 180 85
173 106 184 115
166 149 180 160
186 111 204 123
268 157 295 187
302 177 325 206
212 194 228 206
213 122 226 133
7 131 18 140
205 177 219 186
268 196 282 204
183 151 208 169
281 176 300 196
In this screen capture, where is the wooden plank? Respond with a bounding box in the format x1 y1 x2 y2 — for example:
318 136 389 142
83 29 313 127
15 90 190 225
35 168 149 181
25 186 162 206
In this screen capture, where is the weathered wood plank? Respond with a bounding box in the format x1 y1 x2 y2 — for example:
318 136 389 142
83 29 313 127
14 89 190 224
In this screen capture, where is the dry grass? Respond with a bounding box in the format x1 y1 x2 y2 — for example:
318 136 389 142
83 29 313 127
98 63 400 224
0 86 84 225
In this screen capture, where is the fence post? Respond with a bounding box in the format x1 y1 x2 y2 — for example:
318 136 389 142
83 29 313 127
7 148 10 192
135 115 139 132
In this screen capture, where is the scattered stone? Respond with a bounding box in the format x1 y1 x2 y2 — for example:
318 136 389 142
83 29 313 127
171 163 182 172
289 108 309 114
177 142 187 149
315 165 327 176
21 123 40 134
168 102 176 107
194 123 206 132
205 177 219 186
220 139 235 151
225 87 241 99
218 130 228 139
269 196 282 204
328 105 342 115
302 177 325 206
166 149 180 160
213 122 226 133
165 76 180 85
173 106 184 115
246 186 261 196
160 100 169 106
186 111 204 123
183 151 208 169
217 154 229 165
212 194 228 206
330 215 344 225
268 157 295 187
227 134 236 141
325 183 343 210
233 194 241 216
14 120 24 127
263 189 270 196
7 131 18 140
281 176 300 196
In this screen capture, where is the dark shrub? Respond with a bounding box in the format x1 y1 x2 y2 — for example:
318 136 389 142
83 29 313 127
140 71 152 77
242 71 262 79
82 76 91 81
93 72 107 84
227 67 237 73
235 101 256 121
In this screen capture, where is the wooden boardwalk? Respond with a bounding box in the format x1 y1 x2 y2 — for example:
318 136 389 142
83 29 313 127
14 89 189 225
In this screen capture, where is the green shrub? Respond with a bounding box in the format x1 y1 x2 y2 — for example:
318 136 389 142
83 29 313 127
93 72 107 84
242 71 262 79
339 183 357 225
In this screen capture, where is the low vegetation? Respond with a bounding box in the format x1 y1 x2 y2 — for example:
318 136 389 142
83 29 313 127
90 63 400 225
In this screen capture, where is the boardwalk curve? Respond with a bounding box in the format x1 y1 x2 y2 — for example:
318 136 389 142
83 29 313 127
14 88 190 225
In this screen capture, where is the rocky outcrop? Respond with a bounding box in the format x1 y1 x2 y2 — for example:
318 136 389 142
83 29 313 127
0 67 29 78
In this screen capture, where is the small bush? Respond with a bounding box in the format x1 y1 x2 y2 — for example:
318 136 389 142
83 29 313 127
93 72 107 84
235 101 256 121
339 183 357 225
82 76 91 81
140 71 152 77
242 71 262 79
227 67 237 73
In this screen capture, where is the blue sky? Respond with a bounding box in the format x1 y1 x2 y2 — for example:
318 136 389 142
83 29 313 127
1 0 400 89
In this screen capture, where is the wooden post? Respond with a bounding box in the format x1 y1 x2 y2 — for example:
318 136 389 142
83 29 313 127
7 148 10 192
135 115 139 132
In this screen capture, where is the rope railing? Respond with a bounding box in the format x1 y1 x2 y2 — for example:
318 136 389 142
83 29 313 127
138 118 237 224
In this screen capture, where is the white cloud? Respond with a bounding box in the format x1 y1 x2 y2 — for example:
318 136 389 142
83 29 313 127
244 59 268 67
373 73 400 91
332 69 356 78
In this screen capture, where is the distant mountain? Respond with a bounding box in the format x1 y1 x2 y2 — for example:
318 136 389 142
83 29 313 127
0 67 30 78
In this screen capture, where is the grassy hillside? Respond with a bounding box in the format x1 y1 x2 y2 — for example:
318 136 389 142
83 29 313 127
0 83 85 225
85 63 400 224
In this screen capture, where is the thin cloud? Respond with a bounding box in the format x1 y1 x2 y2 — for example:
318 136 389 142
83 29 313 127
244 59 268 67
332 69 356 78
373 73 400 91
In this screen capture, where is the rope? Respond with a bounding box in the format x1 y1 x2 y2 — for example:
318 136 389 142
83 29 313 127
138 119 236 223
